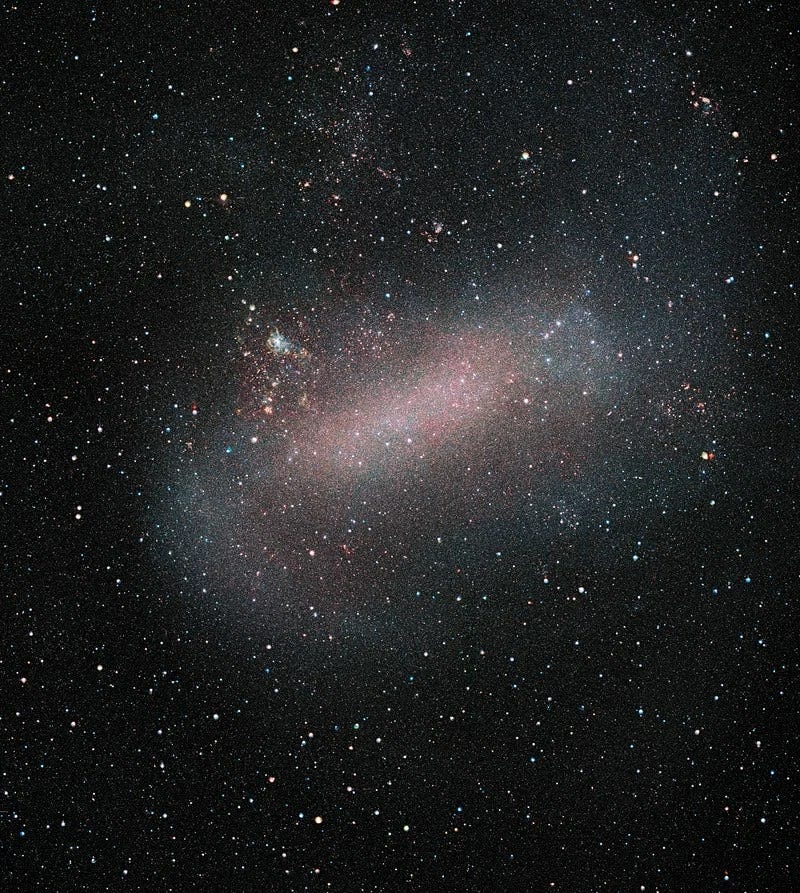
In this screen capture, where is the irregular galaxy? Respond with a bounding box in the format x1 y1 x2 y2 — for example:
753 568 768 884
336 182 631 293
175 300 624 601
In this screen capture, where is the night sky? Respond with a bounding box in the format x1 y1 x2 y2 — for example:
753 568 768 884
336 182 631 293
3 2 798 890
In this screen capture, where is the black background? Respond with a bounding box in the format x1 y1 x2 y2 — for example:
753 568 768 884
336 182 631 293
2 2 798 890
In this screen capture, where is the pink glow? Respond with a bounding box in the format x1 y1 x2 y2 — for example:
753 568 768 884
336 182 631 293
293 336 517 478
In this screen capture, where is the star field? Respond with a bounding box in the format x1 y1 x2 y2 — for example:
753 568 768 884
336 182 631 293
3 2 798 890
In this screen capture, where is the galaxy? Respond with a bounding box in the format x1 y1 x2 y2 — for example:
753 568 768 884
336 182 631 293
4 2 798 890
176 298 623 603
